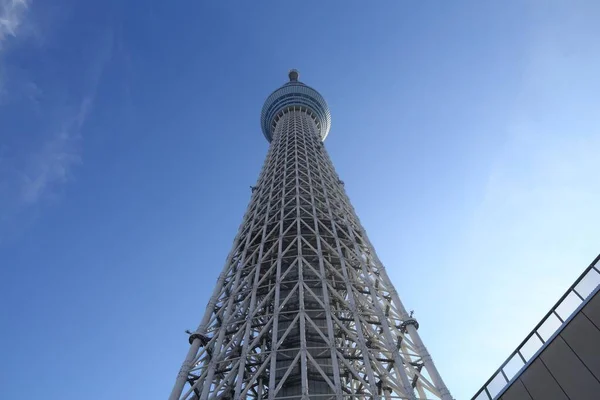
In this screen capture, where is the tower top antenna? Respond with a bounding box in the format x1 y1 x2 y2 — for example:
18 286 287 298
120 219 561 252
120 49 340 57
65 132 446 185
288 69 299 82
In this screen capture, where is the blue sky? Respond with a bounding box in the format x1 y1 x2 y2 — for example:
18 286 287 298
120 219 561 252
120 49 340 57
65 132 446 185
1 1 599 398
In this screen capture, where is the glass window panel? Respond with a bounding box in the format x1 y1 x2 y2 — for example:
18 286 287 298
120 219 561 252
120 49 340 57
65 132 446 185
520 334 544 360
473 389 491 400
503 352 526 381
486 372 509 399
555 291 582 320
574 268 600 299
537 313 562 341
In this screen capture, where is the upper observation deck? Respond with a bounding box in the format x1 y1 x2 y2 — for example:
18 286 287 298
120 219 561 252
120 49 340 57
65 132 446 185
260 70 331 142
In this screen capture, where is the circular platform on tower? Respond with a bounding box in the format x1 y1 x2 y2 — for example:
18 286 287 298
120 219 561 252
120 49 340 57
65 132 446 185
260 70 331 142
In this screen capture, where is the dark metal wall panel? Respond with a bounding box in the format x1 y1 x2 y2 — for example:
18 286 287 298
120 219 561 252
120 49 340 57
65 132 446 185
499 379 532 400
560 311 600 380
539 336 600 399
496 293 600 400
582 291 600 328
520 358 568 400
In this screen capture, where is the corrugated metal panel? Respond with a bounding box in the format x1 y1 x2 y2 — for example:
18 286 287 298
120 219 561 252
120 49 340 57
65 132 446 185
520 358 568 400
539 336 599 399
561 312 600 380
499 379 531 400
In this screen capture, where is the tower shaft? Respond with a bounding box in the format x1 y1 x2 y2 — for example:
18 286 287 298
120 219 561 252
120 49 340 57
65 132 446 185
169 75 452 400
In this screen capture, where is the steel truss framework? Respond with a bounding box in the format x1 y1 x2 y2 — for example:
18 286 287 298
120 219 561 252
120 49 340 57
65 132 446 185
170 101 452 400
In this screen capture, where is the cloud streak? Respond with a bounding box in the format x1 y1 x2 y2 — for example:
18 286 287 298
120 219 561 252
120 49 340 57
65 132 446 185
0 3 114 241
0 0 29 44
15 28 113 205
19 97 90 204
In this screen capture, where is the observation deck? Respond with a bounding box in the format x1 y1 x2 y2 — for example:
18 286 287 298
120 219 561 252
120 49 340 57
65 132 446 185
260 70 331 142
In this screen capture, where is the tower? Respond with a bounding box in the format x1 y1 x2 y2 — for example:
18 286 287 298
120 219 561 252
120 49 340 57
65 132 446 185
169 71 452 400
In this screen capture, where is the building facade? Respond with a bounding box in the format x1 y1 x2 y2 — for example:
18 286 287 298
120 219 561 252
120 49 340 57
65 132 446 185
169 71 452 400
472 254 600 400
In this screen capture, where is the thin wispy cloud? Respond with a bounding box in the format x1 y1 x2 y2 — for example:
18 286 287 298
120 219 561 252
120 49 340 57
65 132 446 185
0 0 29 44
0 0 30 98
0 2 114 241
17 27 112 206
19 98 90 204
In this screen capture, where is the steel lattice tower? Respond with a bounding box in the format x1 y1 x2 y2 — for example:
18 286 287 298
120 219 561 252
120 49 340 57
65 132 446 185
169 71 452 400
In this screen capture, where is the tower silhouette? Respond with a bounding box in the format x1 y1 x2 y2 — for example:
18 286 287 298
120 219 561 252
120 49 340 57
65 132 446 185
169 71 452 400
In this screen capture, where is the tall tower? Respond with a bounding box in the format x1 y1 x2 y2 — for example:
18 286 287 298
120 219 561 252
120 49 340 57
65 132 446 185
169 71 452 400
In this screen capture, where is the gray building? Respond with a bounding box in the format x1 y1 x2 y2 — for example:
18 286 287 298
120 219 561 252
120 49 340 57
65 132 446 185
473 254 600 400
